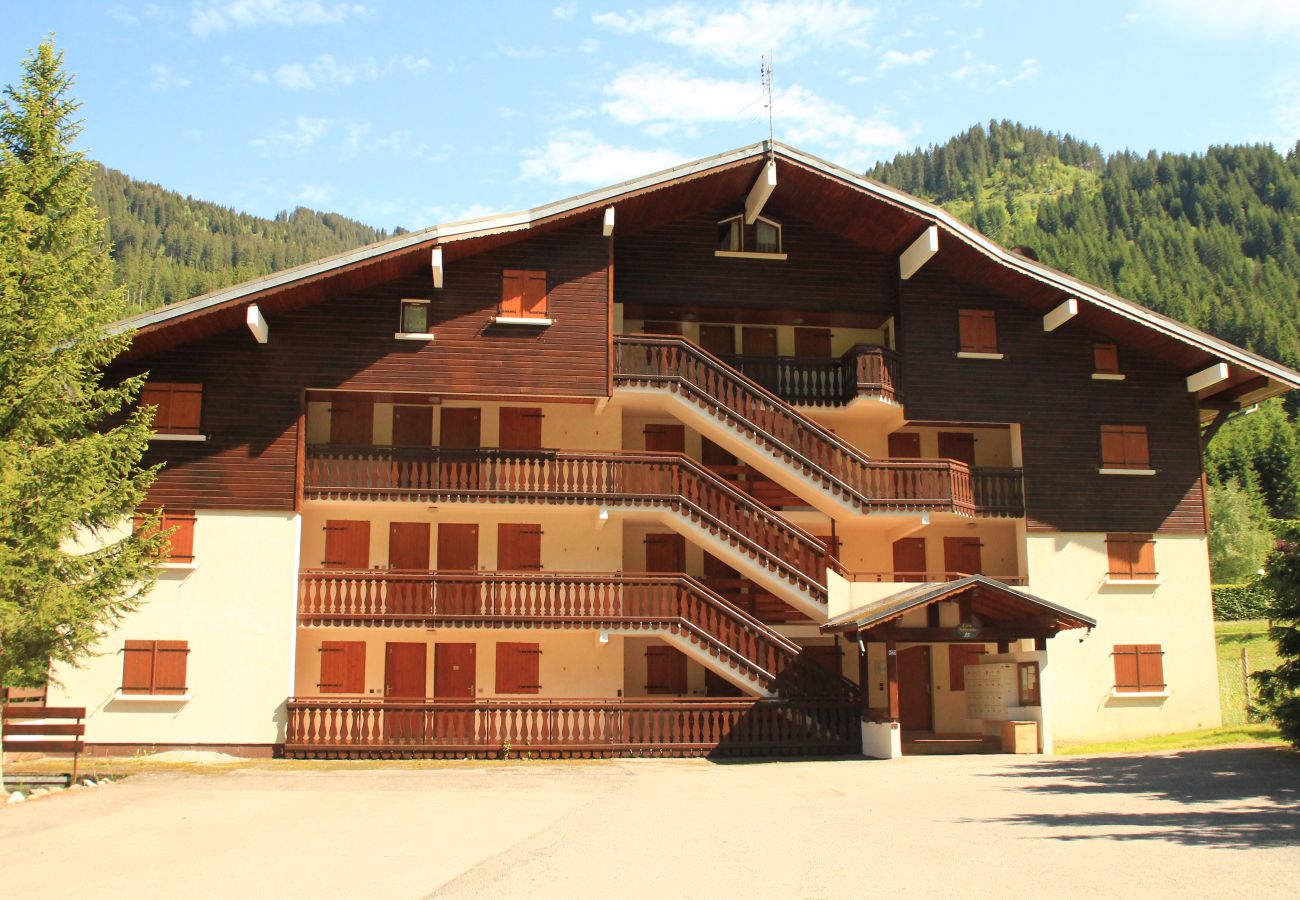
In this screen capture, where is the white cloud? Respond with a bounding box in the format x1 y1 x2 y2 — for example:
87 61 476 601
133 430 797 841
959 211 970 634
295 183 334 206
248 115 332 157
147 64 192 92
106 5 140 24
554 2 578 18
578 38 600 53
189 0 369 37
1142 0 1300 37
951 52 1039 91
520 130 687 184
339 122 440 161
265 54 431 90
593 0 876 66
875 47 934 74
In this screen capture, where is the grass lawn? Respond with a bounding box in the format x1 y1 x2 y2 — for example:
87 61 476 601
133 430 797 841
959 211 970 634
1057 723 1284 756
1216 619 1281 726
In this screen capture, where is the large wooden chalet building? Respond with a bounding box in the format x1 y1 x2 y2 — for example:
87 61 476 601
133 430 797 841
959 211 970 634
49 142 1300 759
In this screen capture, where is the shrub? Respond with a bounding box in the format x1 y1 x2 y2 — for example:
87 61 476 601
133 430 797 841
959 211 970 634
1212 582 1277 621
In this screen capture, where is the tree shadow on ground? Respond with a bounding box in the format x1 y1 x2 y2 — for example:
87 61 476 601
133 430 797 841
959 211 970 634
979 746 1300 849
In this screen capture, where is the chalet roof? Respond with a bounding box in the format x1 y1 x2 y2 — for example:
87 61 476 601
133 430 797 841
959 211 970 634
819 575 1097 636
109 141 1300 407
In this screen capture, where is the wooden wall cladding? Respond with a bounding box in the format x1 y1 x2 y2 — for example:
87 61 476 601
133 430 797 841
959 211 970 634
616 207 895 318
123 219 610 511
899 266 1206 533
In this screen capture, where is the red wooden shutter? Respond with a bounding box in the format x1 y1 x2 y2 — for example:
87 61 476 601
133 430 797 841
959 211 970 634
122 640 156 694
162 510 196 563
140 384 172 431
1136 645 1165 691
1093 343 1120 374
1107 534 1154 579
1123 426 1150 468
1135 537 1156 578
958 310 997 353
1099 425 1127 467
501 270 525 317
168 384 203 433
522 270 548 318
154 641 189 694
1106 535 1132 579
948 645 986 690
495 642 541 694
320 641 366 693
1113 645 1140 691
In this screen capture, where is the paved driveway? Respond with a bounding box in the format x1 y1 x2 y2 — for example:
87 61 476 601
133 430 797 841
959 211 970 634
1 746 1297 899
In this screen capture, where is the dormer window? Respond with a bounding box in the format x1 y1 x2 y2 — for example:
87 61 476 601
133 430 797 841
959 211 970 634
714 215 785 259
754 217 782 254
718 216 742 252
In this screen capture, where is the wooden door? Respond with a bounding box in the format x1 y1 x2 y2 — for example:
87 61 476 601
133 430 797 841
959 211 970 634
703 553 746 611
646 645 688 694
742 326 778 356
323 520 369 569
805 643 842 677
499 407 543 450
330 394 374 445
938 432 976 466
392 405 433 448
898 645 933 732
440 408 481 449
645 533 686 573
943 537 983 577
388 522 431 615
698 325 736 357
498 523 542 571
436 523 479 615
794 327 833 358
643 321 682 335
643 423 685 453
887 432 922 459
433 642 476 743
705 668 744 697
892 537 927 581
384 642 428 743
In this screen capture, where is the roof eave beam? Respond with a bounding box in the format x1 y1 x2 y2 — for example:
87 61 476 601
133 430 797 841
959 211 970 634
602 207 615 237
744 159 777 224
899 225 939 280
431 247 444 289
245 303 268 344
1187 362 1230 394
1043 297 1079 332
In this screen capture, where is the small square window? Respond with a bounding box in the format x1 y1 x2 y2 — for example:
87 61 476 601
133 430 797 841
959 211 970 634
1093 343 1120 375
1106 533 1156 580
399 299 429 334
958 309 998 354
754 218 781 254
1099 424 1150 469
718 217 742 252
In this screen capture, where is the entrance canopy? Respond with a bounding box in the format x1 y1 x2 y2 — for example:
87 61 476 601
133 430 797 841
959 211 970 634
821 575 1095 644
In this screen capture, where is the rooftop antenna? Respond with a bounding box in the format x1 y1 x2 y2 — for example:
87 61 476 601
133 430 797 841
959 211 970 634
760 50 774 148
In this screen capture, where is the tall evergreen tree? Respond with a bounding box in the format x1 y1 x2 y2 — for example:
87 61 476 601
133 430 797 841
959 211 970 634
1253 532 1300 749
0 43 165 702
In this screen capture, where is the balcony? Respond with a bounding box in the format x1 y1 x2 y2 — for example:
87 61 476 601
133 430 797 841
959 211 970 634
719 345 900 407
971 467 1025 518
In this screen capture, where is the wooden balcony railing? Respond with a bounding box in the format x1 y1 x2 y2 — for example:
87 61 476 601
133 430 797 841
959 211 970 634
845 571 1028 586
971 467 1025 518
719 345 901 407
615 335 974 515
298 570 806 691
284 697 862 758
303 446 834 603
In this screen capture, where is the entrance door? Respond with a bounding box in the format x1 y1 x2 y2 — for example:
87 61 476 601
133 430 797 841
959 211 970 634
646 645 688 694
742 326 778 356
794 327 833 358
938 432 976 466
498 524 542 571
892 537 927 582
705 668 744 697
499 407 543 450
323 520 370 569
943 536 983 577
392 405 433 447
440 407 481 490
698 325 736 357
643 423 685 453
384 642 428 743
330 395 374 445
645 533 686 573
388 522 431 614
436 523 479 615
887 432 922 459
433 643 476 744
898 646 933 732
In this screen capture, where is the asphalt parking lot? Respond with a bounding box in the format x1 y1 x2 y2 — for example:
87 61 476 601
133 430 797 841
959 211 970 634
1 745 1297 899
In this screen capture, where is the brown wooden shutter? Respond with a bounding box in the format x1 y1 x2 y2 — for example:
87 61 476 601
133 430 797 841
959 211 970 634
162 510 196 563
1107 533 1154 579
887 432 922 459
949 645 986 690
1136 645 1165 691
140 384 172 431
1135 537 1156 579
122 640 156 694
1093 343 1120 374
1099 425 1127 468
495 642 541 694
323 520 370 569
522 270 548 318
1106 535 1132 579
1123 426 1149 468
958 309 997 353
501 270 525 317
498 524 542 571
499 407 544 450
1113 645 1140 691
168 384 203 433
320 641 366 693
154 641 189 694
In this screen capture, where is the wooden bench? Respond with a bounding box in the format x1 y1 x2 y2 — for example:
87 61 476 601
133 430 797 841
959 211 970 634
2 705 86 782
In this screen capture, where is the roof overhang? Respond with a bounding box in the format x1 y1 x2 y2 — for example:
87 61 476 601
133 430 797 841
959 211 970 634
820 575 1096 639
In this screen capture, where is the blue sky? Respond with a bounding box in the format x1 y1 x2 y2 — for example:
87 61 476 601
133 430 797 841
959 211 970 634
3 1 1299 231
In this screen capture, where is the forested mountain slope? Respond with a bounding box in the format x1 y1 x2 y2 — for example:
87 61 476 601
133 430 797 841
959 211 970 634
92 165 392 314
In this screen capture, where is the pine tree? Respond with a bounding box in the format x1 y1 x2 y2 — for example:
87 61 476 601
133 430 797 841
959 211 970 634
0 43 166 713
1253 532 1300 748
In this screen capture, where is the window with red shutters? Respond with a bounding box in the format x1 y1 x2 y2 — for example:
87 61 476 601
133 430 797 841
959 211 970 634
133 509 197 564
141 382 203 434
1113 644 1165 692
319 641 366 693
495 642 542 694
1099 424 1150 469
500 269 548 319
1106 534 1157 580
1093 343 1120 375
957 309 998 354
121 640 189 695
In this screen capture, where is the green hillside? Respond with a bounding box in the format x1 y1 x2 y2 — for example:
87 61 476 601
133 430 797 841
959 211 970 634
92 164 393 314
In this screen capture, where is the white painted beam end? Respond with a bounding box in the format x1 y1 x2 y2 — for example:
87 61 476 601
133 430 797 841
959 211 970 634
899 225 939 280
245 303 268 344
744 159 778 224
603 207 615 237
1187 362 1230 393
431 247 444 289
1042 297 1079 332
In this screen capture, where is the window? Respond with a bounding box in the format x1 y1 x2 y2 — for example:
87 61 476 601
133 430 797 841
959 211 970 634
957 309 999 355
495 642 541 694
1106 533 1157 581
397 298 432 338
1093 343 1121 376
319 641 365 693
500 269 548 320
1099 424 1151 471
715 215 784 257
1017 661 1041 706
133 509 196 564
717 216 742 252
141 382 203 435
1113 644 1165 693
754 217 782 254
948 645 986 690
121 640 189 695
